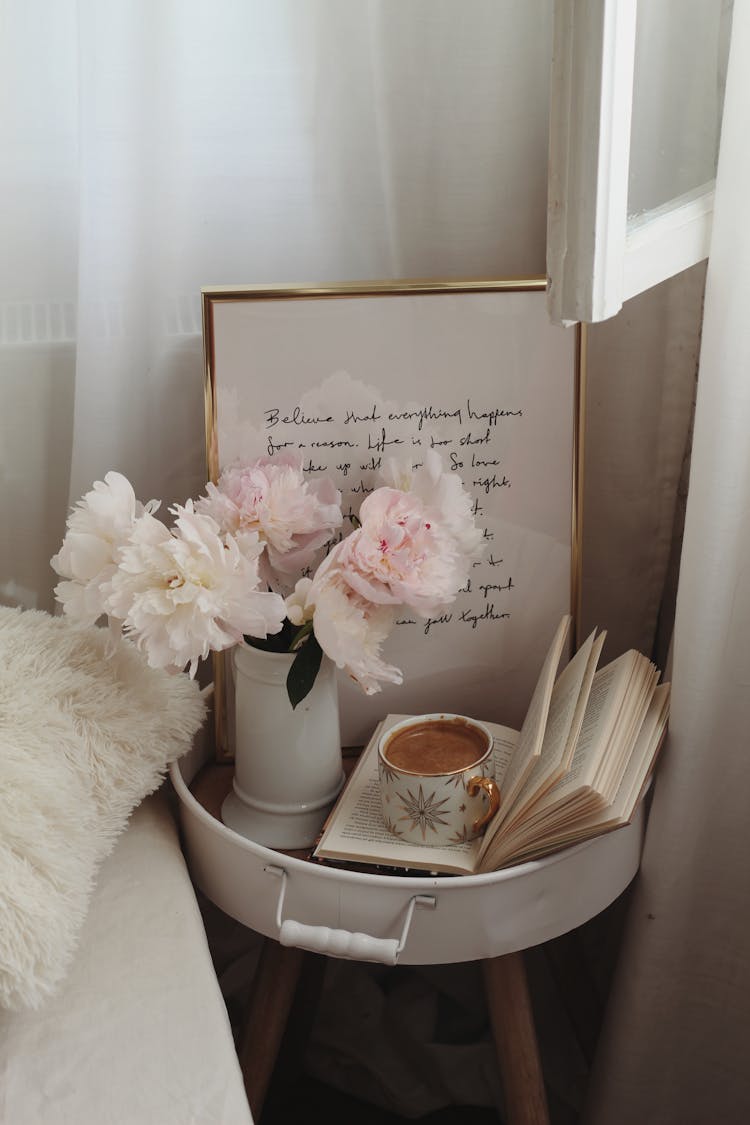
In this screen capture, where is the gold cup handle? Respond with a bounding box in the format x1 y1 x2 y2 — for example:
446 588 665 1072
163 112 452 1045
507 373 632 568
467 776 501 835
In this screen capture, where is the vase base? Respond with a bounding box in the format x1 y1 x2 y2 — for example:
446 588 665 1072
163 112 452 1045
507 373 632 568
220 773 345 850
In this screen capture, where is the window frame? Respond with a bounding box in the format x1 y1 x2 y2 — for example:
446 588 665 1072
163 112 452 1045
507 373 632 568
547 0 716 324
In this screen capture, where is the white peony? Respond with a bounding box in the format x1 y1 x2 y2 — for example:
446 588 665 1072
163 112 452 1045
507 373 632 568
108 503 286 677
51 471 159 626
285 578 315 627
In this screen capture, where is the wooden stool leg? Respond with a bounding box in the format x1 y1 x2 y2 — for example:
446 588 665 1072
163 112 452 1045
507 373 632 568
237 939 305 1119
482 951 550 1125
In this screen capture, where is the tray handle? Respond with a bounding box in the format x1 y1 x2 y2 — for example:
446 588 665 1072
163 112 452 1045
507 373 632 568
265 865 435 966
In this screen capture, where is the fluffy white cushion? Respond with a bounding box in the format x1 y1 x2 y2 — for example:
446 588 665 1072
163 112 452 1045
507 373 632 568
0 606 206 1010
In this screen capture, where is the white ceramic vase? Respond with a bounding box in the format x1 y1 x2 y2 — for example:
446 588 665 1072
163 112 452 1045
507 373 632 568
221 642 345 850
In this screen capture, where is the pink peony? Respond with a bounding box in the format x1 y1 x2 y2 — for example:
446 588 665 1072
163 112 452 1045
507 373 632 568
302 549 403 695
379 449 484 560
330 488 470 616
195 453 342 589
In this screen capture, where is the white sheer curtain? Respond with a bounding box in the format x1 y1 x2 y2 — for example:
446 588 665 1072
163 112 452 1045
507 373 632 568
0 0 552 612
583 6 750 1121
70 0 552 507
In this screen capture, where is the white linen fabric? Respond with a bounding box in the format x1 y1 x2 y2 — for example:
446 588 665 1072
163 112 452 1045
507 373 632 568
0 606 206 1009
0 792 253 1125
582 8 750 1122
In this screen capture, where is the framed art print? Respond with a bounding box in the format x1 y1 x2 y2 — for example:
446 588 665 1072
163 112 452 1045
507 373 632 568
202 278 583 756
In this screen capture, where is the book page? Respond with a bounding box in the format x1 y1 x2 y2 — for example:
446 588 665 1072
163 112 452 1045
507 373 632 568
492 725 520 788
480 785 605 868
546 653 635 796
485 615 571 831
487 684 671 867
560 632 607 771
482 656 634 859
604 682 670 817
593 659 658 798
499 629 604 831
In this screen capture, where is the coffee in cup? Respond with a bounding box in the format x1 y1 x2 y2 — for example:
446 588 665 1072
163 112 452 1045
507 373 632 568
378 714 500 846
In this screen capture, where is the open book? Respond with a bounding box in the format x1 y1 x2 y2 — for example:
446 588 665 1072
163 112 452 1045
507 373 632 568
313 615 670 875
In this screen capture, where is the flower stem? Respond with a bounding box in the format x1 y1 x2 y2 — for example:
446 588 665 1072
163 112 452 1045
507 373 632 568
290 621 314 651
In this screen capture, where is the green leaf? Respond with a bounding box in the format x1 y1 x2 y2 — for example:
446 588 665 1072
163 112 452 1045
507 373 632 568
244 617 297 653
286 635 324 710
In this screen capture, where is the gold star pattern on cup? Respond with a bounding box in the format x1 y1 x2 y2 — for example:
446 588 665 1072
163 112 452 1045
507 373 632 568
396 785 452 841
380 762 401 785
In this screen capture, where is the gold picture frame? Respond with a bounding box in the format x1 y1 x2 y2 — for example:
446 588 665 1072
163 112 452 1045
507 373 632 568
202 278 584 760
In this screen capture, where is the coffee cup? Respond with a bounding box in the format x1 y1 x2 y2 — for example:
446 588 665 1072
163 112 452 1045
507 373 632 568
377 714 501 846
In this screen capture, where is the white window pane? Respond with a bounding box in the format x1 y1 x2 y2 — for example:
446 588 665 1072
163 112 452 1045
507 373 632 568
628 0 733 218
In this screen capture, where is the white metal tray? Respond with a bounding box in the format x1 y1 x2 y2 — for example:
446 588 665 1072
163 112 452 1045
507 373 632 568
171 738 645 966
